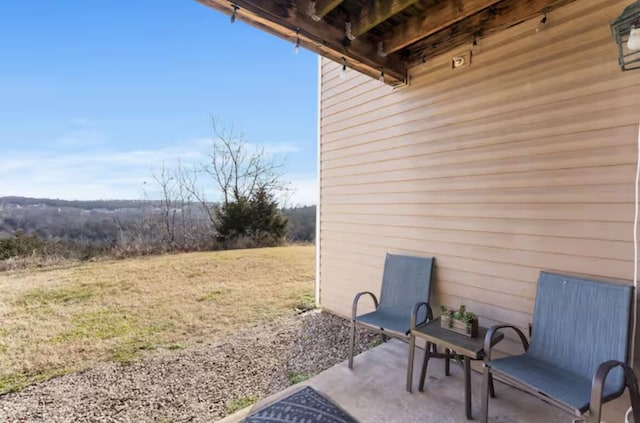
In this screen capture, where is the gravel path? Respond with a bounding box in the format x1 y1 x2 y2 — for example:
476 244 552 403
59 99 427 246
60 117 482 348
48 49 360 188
0 312 378 422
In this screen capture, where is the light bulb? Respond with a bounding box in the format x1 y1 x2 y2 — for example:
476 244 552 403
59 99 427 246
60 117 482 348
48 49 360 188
294 29 301 55
230 5 238 23
628 27 640 51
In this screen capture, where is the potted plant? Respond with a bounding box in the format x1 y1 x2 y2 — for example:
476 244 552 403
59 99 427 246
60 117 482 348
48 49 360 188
440 304 478 337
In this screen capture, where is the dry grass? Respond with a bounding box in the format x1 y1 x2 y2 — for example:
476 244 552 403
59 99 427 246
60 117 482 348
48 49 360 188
0 246 315 394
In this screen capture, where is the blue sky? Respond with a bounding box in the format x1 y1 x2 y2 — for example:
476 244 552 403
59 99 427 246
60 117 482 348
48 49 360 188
0 1 318 205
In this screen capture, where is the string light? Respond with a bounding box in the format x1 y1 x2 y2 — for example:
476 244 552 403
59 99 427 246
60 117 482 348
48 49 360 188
294 28 301 54
230 5 239 23
379 68 385 85
535 11 547 32
473 35 478 47
340 57 347 78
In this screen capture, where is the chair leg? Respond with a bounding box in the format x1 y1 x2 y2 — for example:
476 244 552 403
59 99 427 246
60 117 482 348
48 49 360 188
489 373 496 398
406 334 416 392
480 365 491 423
445 348 451 376
419 342 431 392
348 320 356 370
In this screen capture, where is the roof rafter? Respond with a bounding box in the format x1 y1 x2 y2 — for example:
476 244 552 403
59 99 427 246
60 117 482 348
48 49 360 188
350 0 421 39
310 0 345 21
383 0 504 54
400 0 577 67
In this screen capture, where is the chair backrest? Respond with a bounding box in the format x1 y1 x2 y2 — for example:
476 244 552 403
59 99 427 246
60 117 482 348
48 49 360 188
378 253 434 318
528 271 633 392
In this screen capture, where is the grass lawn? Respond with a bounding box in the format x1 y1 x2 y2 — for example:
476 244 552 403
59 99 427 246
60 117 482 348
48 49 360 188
0 245 315 394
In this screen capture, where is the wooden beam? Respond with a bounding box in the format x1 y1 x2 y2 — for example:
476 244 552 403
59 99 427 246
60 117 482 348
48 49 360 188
383 0 504 54
196 0 406 85
313 0 345 20
350 0 421 39
400 0 578 68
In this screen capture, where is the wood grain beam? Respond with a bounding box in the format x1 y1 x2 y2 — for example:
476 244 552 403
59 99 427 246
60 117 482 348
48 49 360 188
383 0 504 54
313 0 345 20
400 0 577 68
196 0 407 85
351 0 421 39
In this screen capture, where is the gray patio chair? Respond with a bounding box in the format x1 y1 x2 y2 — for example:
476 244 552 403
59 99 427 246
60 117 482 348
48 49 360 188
481 271 640 423
348 253 434 369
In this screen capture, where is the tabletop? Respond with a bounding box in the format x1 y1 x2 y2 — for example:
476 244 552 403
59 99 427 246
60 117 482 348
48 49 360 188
411 317 504 359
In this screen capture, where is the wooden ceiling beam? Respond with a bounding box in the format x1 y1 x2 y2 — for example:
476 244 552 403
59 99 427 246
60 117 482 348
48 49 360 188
350 0 421 39
311 0 345 20
196 0 407 85
383 0 504 54
400 0 578 68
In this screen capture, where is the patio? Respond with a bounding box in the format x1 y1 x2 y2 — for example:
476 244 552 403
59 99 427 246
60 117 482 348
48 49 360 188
219 339 631 422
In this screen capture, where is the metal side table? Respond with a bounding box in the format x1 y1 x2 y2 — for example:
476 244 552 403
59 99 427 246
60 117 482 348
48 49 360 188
407 317 504 420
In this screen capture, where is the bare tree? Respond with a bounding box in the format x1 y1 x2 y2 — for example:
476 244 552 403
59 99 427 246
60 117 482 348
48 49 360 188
206 117 290 206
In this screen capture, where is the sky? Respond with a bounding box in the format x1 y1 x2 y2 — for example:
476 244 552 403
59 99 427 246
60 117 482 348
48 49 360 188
0 1 318 206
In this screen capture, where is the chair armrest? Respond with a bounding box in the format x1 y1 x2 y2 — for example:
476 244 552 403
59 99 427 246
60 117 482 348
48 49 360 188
590 360 640 422
352 291 379 321
483 324 529 362
410 302 433 330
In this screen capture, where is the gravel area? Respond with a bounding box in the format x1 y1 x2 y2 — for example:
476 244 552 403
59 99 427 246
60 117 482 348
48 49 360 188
0 311 378 422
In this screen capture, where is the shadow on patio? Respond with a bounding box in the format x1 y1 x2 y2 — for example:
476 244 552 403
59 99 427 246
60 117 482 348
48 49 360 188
219 339 632 422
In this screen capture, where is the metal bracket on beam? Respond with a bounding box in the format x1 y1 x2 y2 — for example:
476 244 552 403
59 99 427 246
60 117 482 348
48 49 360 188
308 2 322 22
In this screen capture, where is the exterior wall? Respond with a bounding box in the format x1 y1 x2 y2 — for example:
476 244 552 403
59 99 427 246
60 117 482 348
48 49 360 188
318 0 640 356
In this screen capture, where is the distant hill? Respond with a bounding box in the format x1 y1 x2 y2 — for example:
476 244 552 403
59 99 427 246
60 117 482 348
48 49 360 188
0 196 315 243
0 196 155 211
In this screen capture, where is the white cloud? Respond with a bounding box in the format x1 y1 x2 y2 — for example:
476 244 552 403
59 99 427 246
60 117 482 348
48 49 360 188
0 139 317 204
287 175 318 206
263 142 300 155
0 140 211 200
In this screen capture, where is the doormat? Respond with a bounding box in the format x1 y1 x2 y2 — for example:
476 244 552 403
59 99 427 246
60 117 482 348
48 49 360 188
243 386 358 423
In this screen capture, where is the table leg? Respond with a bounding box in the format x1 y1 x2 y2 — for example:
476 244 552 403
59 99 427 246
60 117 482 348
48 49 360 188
445 348 451 376
419 341 431 392
406 333 415 392
489 373 496 398
465 356 472 419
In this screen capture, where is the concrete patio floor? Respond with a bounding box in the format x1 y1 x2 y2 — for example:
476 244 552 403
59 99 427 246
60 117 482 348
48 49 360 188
219 339 631 422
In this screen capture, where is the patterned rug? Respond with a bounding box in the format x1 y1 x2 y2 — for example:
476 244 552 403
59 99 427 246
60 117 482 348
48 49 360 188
243 386 358 423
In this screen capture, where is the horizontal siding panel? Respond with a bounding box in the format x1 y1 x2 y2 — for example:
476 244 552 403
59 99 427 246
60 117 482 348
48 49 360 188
318 0 639 360
322 165 634 194
322 90 640 146
322 126 636 170
321 203 633 223
322 136 635 178
321 184 632 205
321 237 631 283
320 235 632 281
322 214 632 242
321 222 631 261
322 123 637 169
321 106 639 156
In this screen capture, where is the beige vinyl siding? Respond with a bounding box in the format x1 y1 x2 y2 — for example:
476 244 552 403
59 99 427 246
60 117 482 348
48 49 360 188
318 0 640 356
